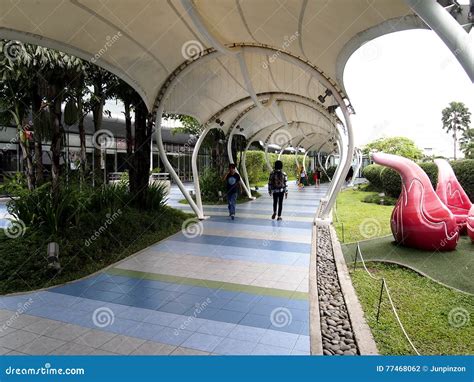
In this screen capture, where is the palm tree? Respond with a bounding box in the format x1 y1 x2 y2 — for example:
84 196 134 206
441 102 471 160
460 128 474 159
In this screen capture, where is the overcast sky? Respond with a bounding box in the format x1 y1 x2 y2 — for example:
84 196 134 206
344 29 474 158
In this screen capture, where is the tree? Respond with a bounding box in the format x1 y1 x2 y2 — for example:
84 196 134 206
441 101 471 160
363 136 423 160
460 128 474 159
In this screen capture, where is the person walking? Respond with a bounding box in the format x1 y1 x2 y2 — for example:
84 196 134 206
268 160 288 221
313 167 320 188
224 163 241 220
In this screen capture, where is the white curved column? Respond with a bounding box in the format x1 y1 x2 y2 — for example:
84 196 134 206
192 125 213 215
349 147 363 187
406 0 474 82
155 105 204 219
227 132 253 199
278 147 285 160
241 140 253 191
302 150 309 170
264 143 273 172
322 121 351 219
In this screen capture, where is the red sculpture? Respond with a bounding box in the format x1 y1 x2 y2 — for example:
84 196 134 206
372 153 459 251
434 159 472 231
468 205 474 243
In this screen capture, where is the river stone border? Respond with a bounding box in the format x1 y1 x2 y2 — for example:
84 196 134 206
309 202 378 355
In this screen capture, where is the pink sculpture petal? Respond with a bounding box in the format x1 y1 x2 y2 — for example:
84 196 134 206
434 159 472 230
468 205 474 243
372 153 459 251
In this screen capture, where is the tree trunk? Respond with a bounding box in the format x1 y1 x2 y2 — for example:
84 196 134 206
130 100 151 208
453 126 457 160
92 84 104 186
77 88 87 184
18 118 35 191
124 102 134 185
49 87 63 203
32 89 44 186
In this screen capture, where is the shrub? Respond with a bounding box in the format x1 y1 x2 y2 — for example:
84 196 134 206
7 181 168 238
363 159 474 201
362 193 397 206
362 164 384 189
451 160 474 201
199 168 226 201
320 165 337 183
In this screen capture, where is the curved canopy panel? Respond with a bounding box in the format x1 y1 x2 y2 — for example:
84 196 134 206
0 0 420 110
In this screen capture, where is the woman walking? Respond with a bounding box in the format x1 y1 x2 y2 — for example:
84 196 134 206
268 160 288 221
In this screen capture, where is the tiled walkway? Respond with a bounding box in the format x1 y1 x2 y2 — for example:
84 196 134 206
0 183 328 355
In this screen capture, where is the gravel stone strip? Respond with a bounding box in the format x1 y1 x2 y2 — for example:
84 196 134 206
316 225 358 356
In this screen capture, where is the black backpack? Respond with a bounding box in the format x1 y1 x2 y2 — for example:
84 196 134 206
272 171 285 189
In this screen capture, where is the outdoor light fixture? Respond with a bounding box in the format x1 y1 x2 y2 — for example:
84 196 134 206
47 242 61 271
327 105 338 114
318 89 332 104
215 118 224 126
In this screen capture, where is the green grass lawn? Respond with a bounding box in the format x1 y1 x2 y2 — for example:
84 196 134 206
334 187 474 355
343 236 473 294
351 263 473 355
333 188 393 243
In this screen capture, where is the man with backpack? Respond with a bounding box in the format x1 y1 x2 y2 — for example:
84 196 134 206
268 160 288 221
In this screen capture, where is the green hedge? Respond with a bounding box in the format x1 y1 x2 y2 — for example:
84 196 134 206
362 160 474 200
245 150 299 184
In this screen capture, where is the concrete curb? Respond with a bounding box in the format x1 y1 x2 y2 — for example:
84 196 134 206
309 223 323 355
330 226 378 355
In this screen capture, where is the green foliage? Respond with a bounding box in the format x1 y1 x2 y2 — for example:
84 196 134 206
452 160 474 201
320 165 337 183
0 172 28 196
362 164 384 189
363 137 423 160
199 168 226 201
244 150 300 185
0 207 189 294
460 128 474 159
362 193 397 206
6 181 168 238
